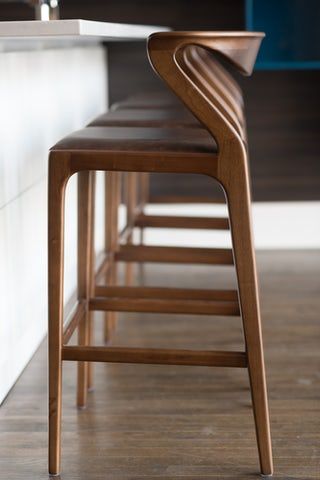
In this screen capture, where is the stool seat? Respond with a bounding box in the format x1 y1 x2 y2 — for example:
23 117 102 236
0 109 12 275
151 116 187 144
52 126 217 155
113 91 182 109
88 108 199 128
120 90 178 104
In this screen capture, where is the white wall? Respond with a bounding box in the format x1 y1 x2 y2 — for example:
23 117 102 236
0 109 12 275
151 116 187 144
142 202 320 250
0 45 107 404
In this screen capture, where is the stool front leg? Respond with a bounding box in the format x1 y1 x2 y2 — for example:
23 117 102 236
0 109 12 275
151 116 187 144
48 153 70 476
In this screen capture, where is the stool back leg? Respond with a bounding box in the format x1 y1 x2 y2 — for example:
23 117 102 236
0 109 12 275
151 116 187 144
104 172 120 343
87 174 96 391
77 171 95 406
125 172 138 285
138 172 150 244
48 153 70 476
222 165 273 476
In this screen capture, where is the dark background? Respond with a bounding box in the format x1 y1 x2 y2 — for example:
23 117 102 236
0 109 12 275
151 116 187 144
2 0 320 201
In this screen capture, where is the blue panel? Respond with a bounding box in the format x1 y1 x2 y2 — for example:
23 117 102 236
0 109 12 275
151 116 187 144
245 0 320 69
255 61 320 70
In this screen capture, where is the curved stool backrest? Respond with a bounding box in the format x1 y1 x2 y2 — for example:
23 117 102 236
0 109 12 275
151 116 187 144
147 32 264 152
190 48 245 131
183 45 245 141
199 47 244 107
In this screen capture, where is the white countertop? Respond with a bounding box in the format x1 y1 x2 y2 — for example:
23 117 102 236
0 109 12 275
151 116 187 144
0 19 168 51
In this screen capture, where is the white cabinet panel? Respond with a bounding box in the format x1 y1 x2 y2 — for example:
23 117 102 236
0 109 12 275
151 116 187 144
0 44 107 403
0 180 47 402
0 169 106 403
0 46 107 209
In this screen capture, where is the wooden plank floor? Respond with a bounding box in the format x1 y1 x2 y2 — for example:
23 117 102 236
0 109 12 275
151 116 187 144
0 251 319 479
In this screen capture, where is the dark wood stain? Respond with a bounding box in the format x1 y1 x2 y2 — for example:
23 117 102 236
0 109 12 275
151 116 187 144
0 251 319 478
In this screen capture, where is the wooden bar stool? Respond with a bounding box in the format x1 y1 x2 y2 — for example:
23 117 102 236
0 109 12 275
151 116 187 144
48 31 273 476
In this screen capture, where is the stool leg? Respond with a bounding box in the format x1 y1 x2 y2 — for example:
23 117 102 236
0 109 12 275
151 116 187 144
137 173 149 283
111 173 120 332
87 313 95 391
225 173 273 476
48 154 70 476
104 172 120 343
125 172 137 285
77 171 95 406
139 172 149 244
87 174 96 392
104 172 114 343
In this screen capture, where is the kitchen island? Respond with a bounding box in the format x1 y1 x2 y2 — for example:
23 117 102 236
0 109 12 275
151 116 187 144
0 19 166 403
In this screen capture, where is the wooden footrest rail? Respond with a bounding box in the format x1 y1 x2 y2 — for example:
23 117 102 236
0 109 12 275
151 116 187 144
115 245 234 265
135 213 230 230
95 285 238 301
62 346 247 367
90 296 240 315
91 285 240 315
62 288 240 346
149 195 226 204
63 301 86 345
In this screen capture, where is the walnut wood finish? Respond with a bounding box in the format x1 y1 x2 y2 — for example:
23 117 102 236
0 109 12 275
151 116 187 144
76 171 95 407
124 171 138 285
135 213 230 229
149 193 225 203
48 31 272 476
62 346 247 368
89 296 240 316
115 245 234 265
95 285 239 301
104 172 120 343
62 300 86 346
48 153 69 475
